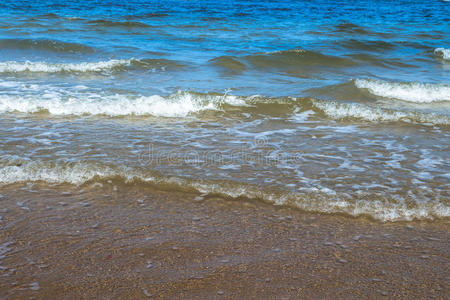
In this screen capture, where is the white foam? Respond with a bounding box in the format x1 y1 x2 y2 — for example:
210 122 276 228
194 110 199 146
291 109 315 123
312 99 449 125
0 161 160 187
355 78 450 103
0 59 136 73
0 161 448 221
0 92 245 117
434 48 450 60
0 163 117 185
190 181 449 222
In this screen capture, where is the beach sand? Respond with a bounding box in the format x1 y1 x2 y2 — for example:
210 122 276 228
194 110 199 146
0 182 448 299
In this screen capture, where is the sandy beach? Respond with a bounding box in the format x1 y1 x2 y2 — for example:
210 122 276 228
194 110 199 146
1 1 449 299
0 182 448 299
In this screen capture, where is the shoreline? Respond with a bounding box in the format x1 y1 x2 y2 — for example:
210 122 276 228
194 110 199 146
0 183 448 299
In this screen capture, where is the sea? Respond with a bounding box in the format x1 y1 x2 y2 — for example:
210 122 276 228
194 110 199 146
0 0 449 221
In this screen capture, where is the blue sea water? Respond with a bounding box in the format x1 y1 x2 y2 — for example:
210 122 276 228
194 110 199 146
0 0 449 221
0 0 449 94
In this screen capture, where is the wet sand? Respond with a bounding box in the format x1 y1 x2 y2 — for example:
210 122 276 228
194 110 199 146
0 182 448 299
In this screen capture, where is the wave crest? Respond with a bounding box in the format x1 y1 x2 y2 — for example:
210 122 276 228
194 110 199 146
208 49 356 77
209 56 247 72
0 161 448 222
0 58 181 74
0 91 246 117
311 99 450 125
0 84 447 125
355 78 450 103
0 38 94 53
249 49 355 68
434 48 450 60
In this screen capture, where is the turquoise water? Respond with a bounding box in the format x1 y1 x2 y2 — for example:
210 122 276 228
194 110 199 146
0 0 449 221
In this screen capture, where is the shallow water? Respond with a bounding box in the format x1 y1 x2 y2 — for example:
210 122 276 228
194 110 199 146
0 0 449 221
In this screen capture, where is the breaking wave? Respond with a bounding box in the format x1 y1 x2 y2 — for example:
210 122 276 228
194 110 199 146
355 78 450 103
0 58 182 74
0 84 447 125
0 91 245 117
434 48 450 60
311 99 450 125
0 160 448 222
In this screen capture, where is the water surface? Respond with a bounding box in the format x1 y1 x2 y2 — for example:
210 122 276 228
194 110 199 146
0 0 449 221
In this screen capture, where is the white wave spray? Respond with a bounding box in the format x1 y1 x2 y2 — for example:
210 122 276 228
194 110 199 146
434 48 450 60
355 78 450 103
0 58 159 73
311 99 449 125
0 91 245 117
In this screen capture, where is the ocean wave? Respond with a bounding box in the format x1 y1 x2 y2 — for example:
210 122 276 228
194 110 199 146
434 48 450 60
0 38 94 53
248 49 355 68
126 13 169 19
0 91 245 117
209 56 247 72
0 85 447 125
311 99 450 125
347 54 416 68
87 19 151 28
226 49 356 77
324 23 393 38
0 58 182 74
0 161 124 185
333 22 369 34
355 78 450 103
0 160 447 222
340 39 395 52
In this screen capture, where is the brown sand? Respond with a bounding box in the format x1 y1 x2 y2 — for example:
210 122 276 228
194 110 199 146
0 182 448 299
